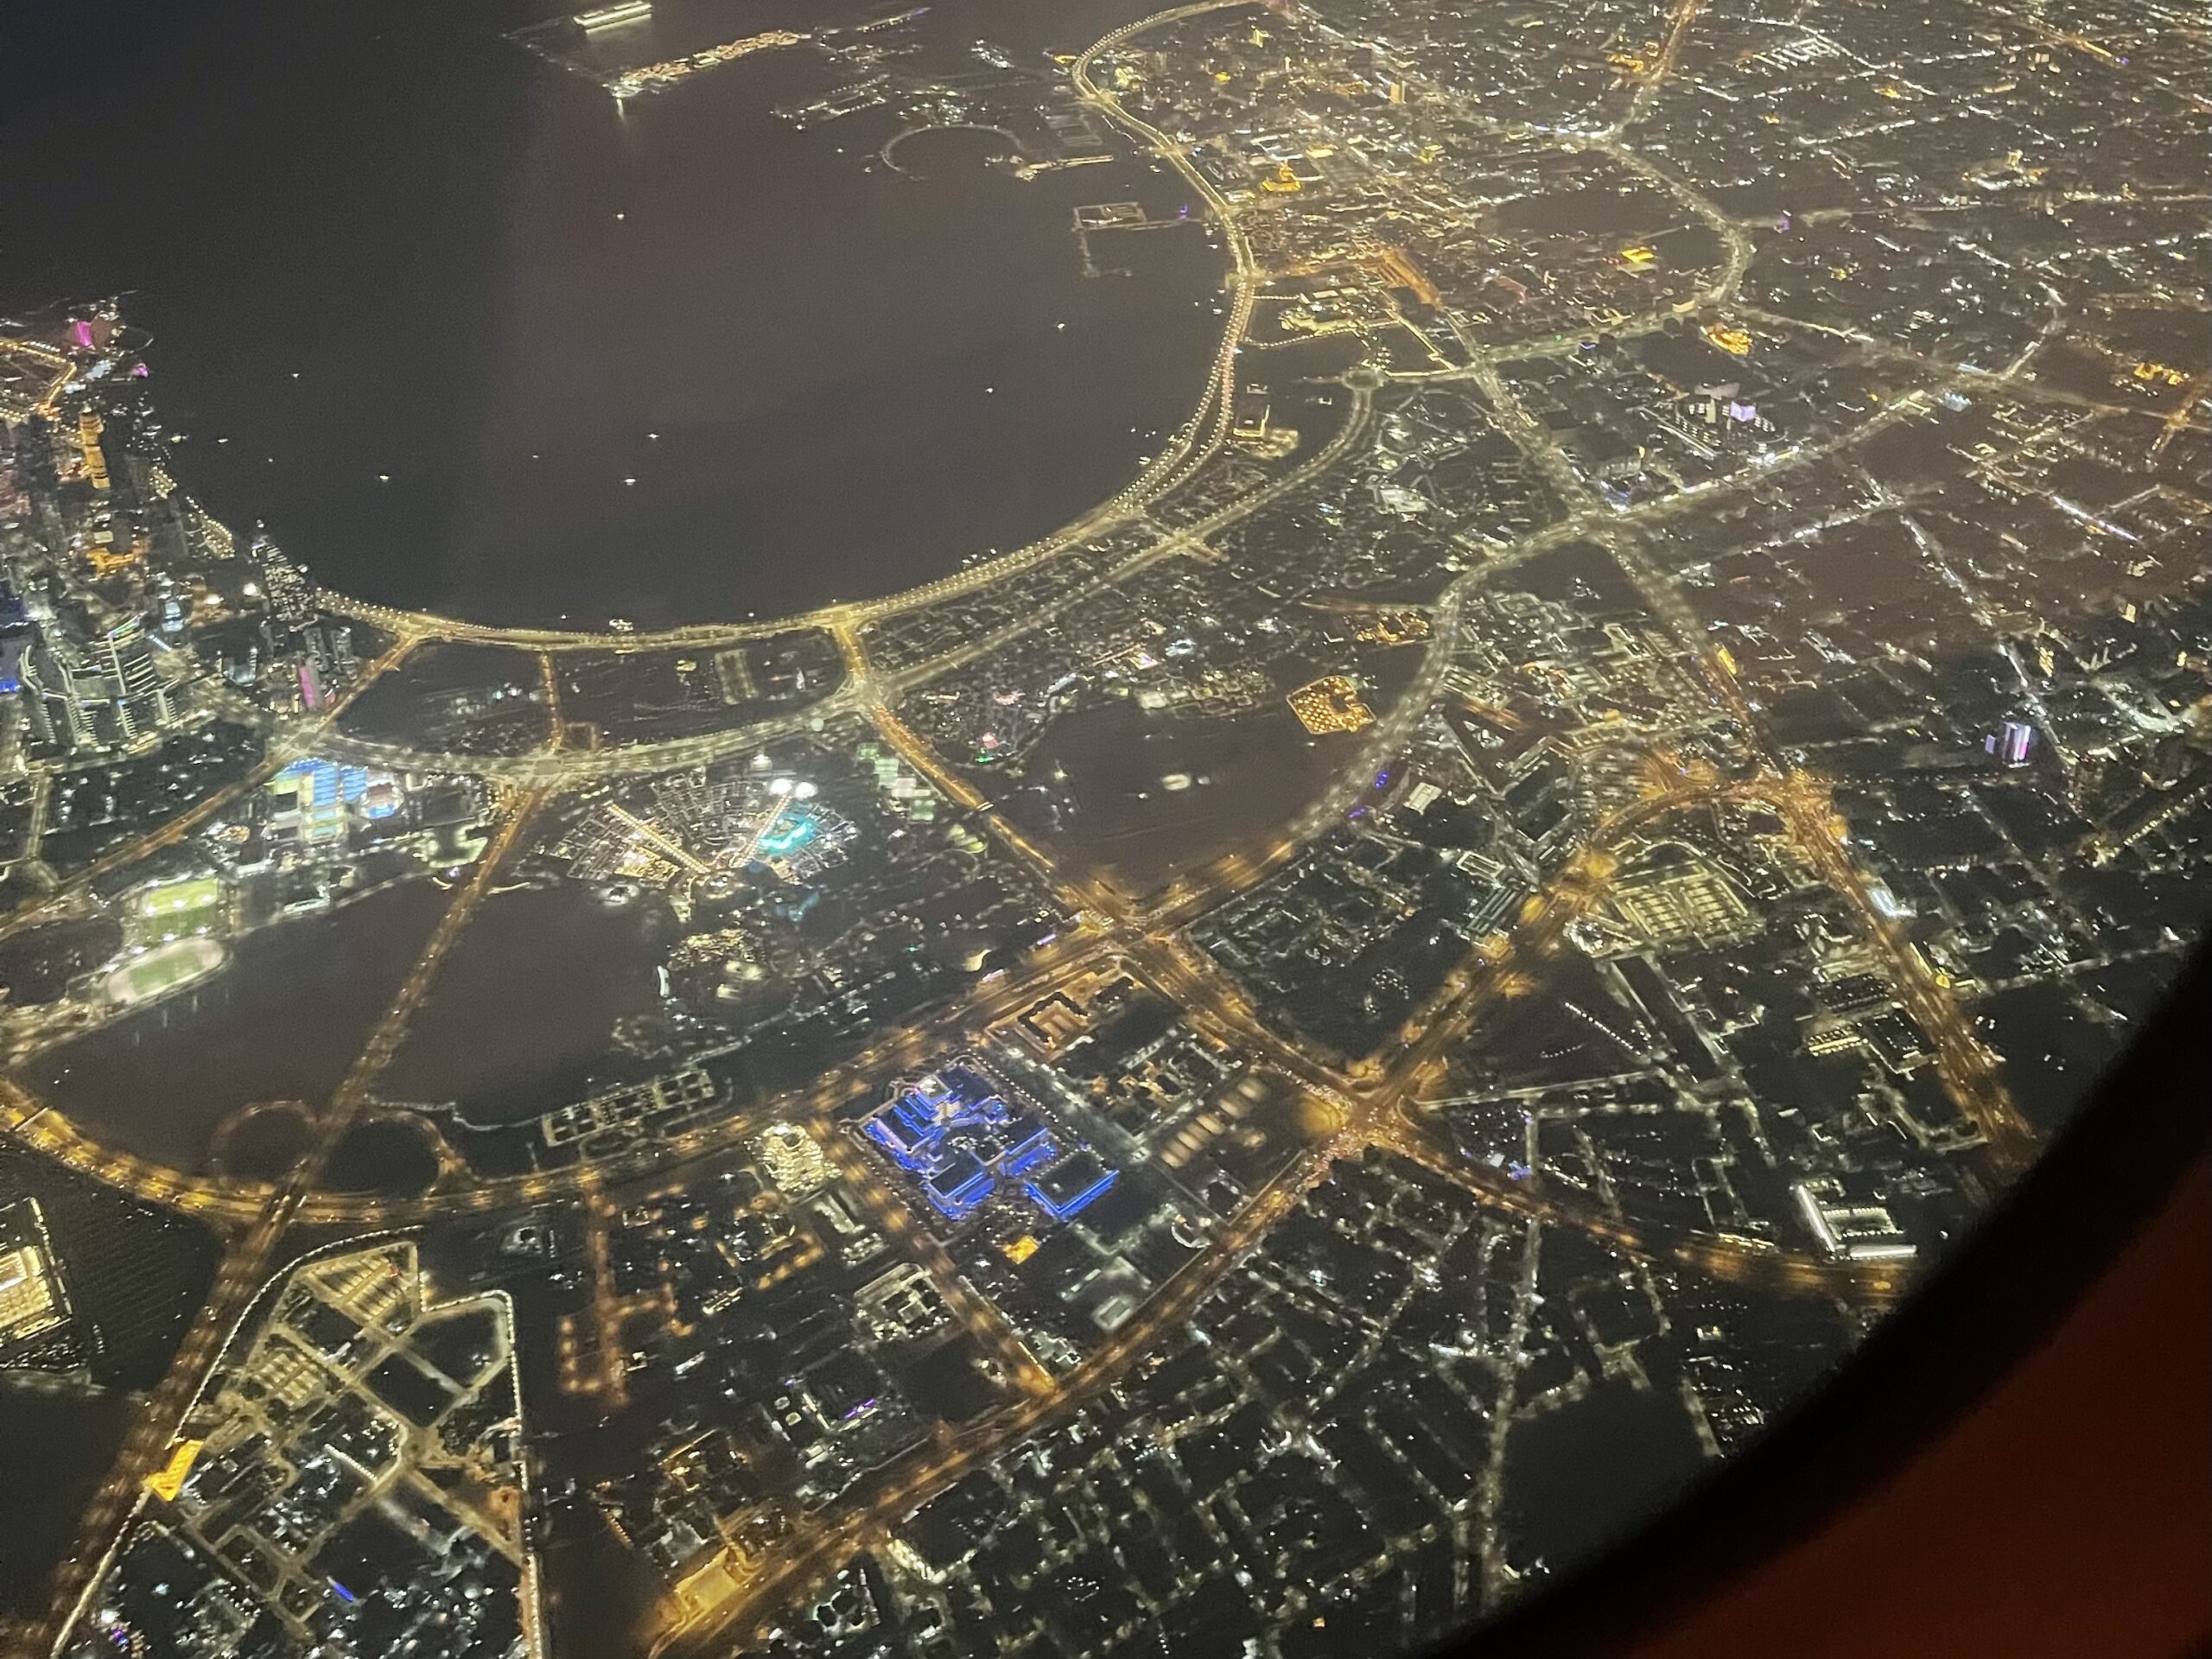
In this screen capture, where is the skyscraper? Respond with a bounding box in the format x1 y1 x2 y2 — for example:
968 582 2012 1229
76 408 109 491
1986 719 2036 768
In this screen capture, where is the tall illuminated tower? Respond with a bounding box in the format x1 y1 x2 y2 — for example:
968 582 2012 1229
76 409 109 491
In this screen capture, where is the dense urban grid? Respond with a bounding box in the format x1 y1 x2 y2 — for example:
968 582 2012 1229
3 0 2209 1654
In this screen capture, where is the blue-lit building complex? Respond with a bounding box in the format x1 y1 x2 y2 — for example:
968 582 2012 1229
1026 1150 1118 1224
282 759 401 816
862 1061 1117 1224
267 758 403 850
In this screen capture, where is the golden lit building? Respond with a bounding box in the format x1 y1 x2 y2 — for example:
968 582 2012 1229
0 1243 66 1346
754 1122 834 1196
1606 849 1758 949
1356 611 1432 646
77 408 110 489
1287 674 1376 734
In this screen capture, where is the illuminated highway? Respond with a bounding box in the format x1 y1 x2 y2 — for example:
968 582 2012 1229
17 786 551 1659
1071 0 1264 499
303 4 1261 672
650 1124 1331 1659
183 321 2044 802
617 750 1902 1651
810 1122 1058 1400
9 2 2157 1647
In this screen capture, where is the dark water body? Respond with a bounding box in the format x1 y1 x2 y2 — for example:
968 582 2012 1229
0 0 1223 627
0 1382 130 1618
18 880 449 1170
